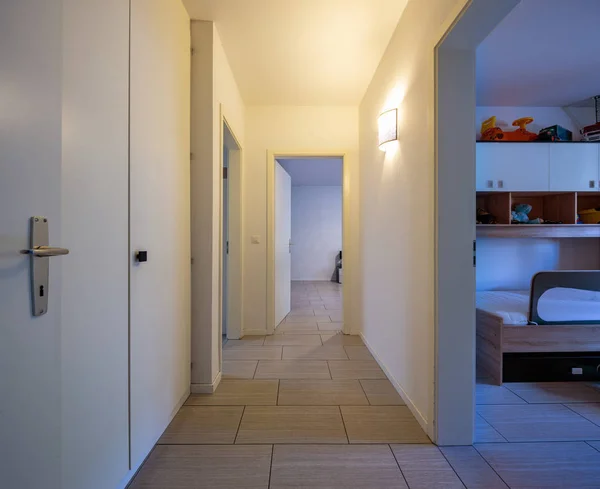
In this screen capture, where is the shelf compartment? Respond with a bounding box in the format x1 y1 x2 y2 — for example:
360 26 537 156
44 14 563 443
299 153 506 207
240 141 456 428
510 192 576 224
577 192 600 224
476 192 510 224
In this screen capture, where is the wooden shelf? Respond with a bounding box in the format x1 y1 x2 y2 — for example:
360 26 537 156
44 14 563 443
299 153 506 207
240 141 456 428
477 224 600 238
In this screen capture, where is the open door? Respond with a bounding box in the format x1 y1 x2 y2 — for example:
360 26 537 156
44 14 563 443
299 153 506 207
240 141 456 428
274 162 292 326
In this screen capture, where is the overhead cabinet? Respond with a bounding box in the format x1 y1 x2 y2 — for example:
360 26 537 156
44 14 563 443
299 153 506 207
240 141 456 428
476 142 600 192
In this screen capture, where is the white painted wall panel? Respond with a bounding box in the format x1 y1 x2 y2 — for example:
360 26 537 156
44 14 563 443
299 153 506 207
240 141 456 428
291 187 342 281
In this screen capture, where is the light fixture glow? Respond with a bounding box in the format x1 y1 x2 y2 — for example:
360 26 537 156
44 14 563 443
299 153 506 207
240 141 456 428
378 108 398 151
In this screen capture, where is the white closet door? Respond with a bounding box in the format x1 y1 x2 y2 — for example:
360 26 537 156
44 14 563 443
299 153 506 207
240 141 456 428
275 162 292 326
0 3 63 487
129 0 191 469
61 1 130 488
549 144 599 191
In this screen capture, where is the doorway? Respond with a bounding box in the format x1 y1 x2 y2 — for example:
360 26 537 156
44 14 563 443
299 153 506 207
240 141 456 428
270 156 345 334
221 117 242 342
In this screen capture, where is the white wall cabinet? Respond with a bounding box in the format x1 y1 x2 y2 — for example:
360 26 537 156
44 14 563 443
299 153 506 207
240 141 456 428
549 144 600 191
476 143 550 191
477 143 600 192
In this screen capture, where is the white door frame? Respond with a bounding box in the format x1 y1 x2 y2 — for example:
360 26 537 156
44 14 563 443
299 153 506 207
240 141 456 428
266 151 349 335
219 110 243 341
434 0 520 445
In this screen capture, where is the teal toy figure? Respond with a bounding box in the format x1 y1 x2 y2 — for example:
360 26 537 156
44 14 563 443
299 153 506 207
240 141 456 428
511 203 542 224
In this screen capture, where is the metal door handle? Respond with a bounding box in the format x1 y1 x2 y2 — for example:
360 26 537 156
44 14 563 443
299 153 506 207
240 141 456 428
21 246 70 257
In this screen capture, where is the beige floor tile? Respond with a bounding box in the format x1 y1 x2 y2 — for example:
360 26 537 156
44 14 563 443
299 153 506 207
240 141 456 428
158 406 243 444
320 334 364 346
129 444 272 489
476 442 600 488
344 346 375 361
287 308 316 316
341 406 430 444
276 322 318 333
270 445 408 489
264 334 322 346
391 445 465 489
328 360 386 380
283 345 349 360
360 380 405 406
475 414 507 443
291 300 310 308
318 322 343 331
324 303 343 310
477 404 600 442
185 380 278 406
440 446 508 489
223 346 282 361
476 383 526 405
223 336 266 348
254 360 331 380
286 315 331 323
566 403 600 426
222 361 258 380
278 380 369 406
505 382 600 403
328 311 344 322
309 300 326 306
236 406 347 444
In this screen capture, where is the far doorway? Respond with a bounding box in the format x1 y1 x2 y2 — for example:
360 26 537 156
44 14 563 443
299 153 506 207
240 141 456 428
273 157 344 333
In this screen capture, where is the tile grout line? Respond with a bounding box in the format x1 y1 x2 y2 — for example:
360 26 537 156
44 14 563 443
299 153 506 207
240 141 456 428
232 405 245 445
338 405 350 444
326 360 333 380
267 444 274 488
387 444 410 488
500 384 532 404
252 360 260 379
276 379 281 406
476 412 509 443
357 379 371 405
471 444 512 488
586 441 600 453
436 447 469 489
562 402 600 429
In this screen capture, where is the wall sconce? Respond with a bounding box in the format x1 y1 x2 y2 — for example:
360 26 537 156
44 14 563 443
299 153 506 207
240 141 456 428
378 108 398 151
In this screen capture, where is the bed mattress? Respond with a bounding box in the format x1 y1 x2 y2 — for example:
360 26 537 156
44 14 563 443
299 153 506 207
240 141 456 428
476 288 600 325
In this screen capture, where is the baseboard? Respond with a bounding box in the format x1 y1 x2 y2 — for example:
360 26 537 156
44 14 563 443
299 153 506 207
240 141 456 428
190 371 222 394
118 387 190 489
360 333 431 438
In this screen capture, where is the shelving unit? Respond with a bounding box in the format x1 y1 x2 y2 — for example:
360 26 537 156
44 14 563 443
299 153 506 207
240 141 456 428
476 191 600 238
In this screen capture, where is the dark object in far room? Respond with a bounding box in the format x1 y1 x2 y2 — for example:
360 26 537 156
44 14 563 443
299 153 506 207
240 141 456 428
331 250 342 284
476 208 497 224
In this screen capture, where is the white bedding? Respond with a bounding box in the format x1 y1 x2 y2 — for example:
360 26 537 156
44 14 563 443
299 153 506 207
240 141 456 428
476 288 600 325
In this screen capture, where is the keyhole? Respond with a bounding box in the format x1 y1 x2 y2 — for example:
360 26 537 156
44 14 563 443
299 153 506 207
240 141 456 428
39 285 44 297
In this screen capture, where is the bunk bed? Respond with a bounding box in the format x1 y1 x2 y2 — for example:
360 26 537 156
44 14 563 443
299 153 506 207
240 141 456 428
476 271 600 385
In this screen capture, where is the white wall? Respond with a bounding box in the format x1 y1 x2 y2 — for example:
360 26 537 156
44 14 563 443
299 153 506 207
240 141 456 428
358 0 470 438
243 106 360 334
190 22 245 389
291 186 342 281
477 238 600 290
476 106 588 140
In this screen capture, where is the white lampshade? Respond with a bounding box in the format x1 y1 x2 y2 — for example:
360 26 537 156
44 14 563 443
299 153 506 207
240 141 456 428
378 108 398 150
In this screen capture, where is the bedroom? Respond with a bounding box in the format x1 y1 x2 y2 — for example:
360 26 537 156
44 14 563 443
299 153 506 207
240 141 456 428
473 0 600 445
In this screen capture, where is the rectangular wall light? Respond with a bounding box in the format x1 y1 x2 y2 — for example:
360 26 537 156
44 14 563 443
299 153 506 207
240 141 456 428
378 108 398 150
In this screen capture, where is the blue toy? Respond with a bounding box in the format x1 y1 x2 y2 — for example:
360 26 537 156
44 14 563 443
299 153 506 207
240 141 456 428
511 203 542 224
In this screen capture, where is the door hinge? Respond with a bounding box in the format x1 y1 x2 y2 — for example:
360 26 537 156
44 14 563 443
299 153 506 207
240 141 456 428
191 257 195 265
190 152 195 161
473 240 477 267
226 241 229 255
191 47 196 56
223 167 228 179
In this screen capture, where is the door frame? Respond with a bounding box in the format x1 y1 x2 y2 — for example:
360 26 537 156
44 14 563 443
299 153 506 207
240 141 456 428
433 0 520 444
219 109 243 341
266 151 349 335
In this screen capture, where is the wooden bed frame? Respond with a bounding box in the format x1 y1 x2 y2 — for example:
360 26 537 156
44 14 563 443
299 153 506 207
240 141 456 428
476 271 600 385
476 309 600 385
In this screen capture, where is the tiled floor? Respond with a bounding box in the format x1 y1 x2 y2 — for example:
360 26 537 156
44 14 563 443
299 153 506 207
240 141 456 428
128 282 600 487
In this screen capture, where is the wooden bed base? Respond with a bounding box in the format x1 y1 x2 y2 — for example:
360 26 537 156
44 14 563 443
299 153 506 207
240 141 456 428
476 308 600 385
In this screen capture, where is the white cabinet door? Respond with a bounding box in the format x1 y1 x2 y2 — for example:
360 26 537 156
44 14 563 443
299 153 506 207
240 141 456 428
549 144 599 191
476 143 550 191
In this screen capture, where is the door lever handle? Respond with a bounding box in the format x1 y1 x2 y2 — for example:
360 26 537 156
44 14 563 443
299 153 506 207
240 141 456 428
21 246 70 257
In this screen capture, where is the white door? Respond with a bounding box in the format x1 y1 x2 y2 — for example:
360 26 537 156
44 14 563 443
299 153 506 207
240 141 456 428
0 3 63 487
129 0 191 469
476 143 550 191
61 1 130 488
549 144 600 191
275 162 292 326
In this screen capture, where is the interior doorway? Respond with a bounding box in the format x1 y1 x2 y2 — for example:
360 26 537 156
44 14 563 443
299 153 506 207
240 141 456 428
269 155 345 334
221 117 242 341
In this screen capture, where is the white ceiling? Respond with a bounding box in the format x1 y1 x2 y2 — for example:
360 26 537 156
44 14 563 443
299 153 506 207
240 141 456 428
278 158 342 186
182 0 408 105
476 0 600 107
